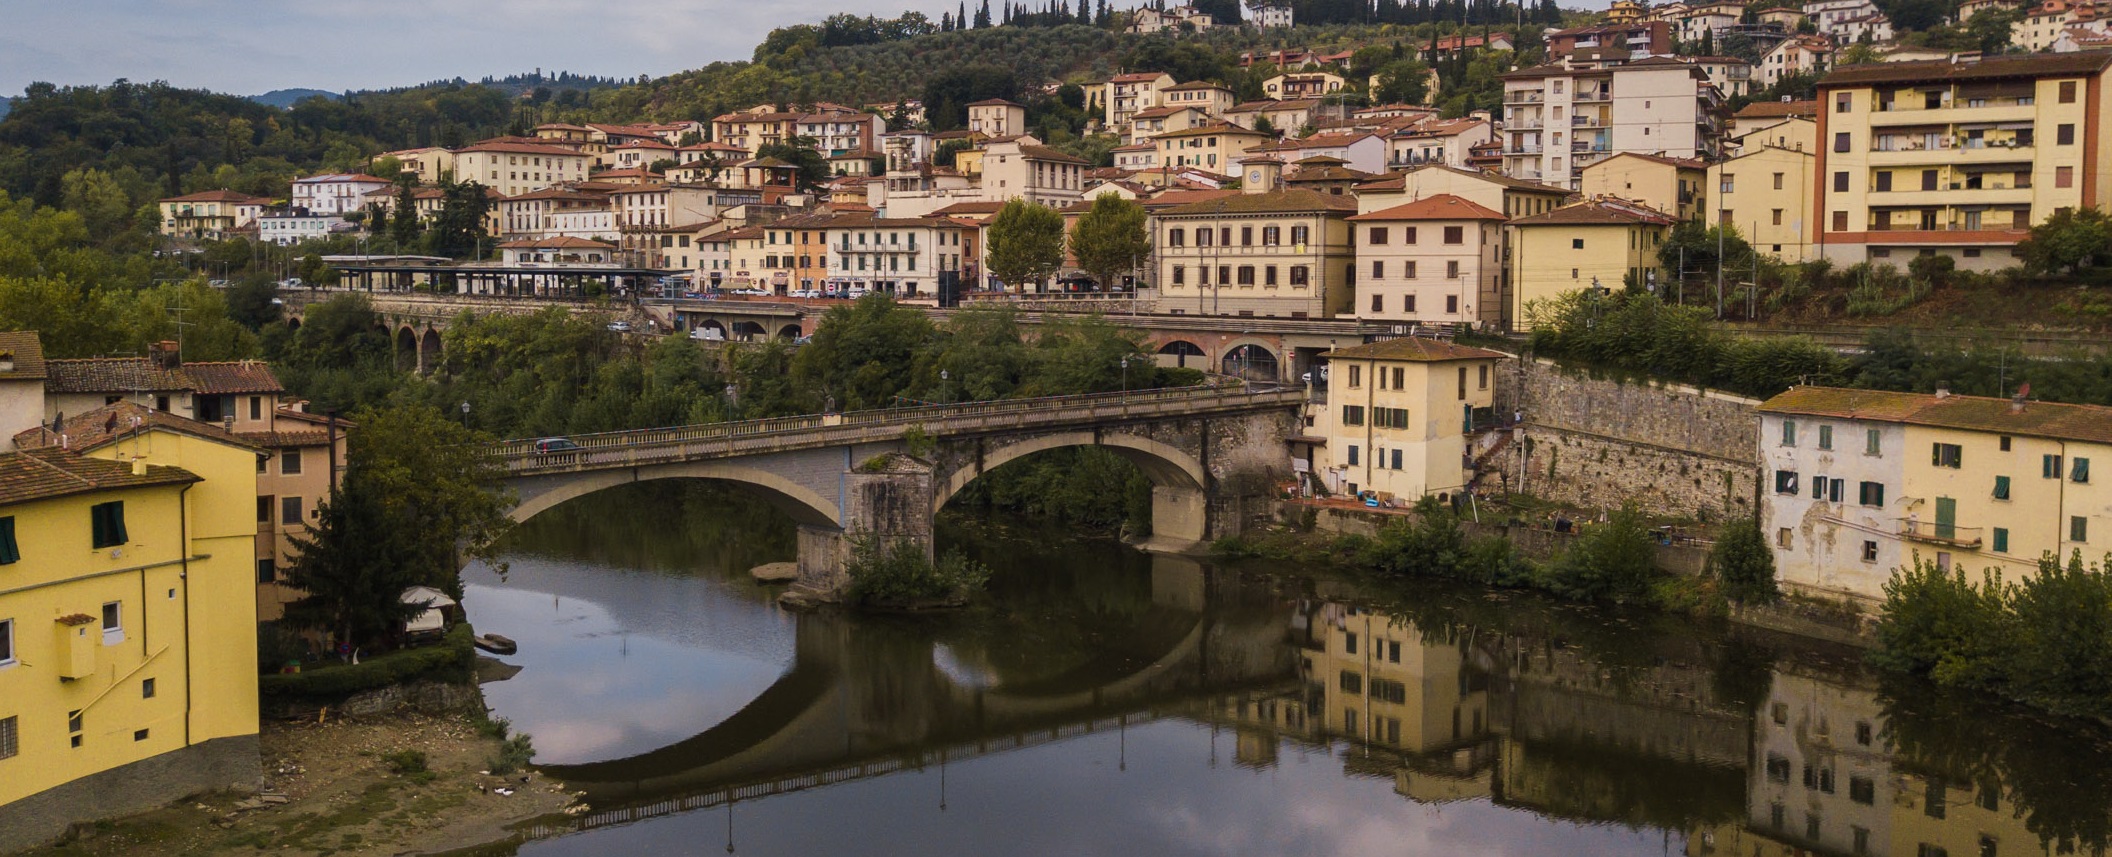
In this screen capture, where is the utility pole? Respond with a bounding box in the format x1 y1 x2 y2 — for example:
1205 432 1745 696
1714 221 1725 319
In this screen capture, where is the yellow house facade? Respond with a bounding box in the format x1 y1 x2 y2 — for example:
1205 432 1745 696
1314 337 1506 502
1346 194 1509 328
0 442 260 852
1759 385 2112 603
1153 123 1273 174
1152 188 1357 318
1506 198 1674 329
1814 53 2112 272
1711 143 1817 262
1577 152 1707 222
157 190 268 240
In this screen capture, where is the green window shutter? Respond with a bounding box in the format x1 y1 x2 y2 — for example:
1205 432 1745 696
1994 476 2010 500
0 516 15 564
2076 458 2091 483
1994 528 2009 553
90 502 127 549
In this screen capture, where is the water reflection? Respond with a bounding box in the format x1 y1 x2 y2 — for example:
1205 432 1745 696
460 483 2112 857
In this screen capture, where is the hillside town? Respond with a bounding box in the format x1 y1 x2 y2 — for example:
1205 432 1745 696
16 0 2112 854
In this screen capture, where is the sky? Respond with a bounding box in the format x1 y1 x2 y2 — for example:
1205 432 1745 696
0 0 944 97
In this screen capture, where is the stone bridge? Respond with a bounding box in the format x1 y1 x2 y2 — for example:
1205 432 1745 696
492 385 1305 600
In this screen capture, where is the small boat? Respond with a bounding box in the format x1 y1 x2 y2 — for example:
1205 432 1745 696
474 633 518 656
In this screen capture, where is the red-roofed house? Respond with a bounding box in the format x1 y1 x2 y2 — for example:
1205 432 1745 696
1348 195 1509 326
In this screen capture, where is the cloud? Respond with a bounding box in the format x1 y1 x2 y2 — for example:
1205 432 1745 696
2 0 945 97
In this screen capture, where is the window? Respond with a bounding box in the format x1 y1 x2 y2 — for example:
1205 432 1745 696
1778 527 1793 548
1867 429 1882 455
1443 225 1464 244
2073 516 2089 543
1782 420 1797 446
2000 435 2012 451
90 501 127 548
281 449 303 475
1348 365 1361 388
1479 365 1489 390
1369 226 1388 245
1860 481 1886 507
1197 228 1213 247
2061 80 2079 103
1291 225 1309 244
2044 454 2064 478
1876 171 1893 192
1344 631 1357 654
2058 166 2075 189
281 496 303 526
1342 405 1366 426
0 516 14 565
2059 124 2076 146
1172 265 1185 285
1766 753 1792 782
1446 295 1459 314
0 619 11 666
1851 776 1876 805
1571 238 1584 250
1994 528 2009 553
1812 475 1828 500
1168 228 1185 247
1265 266 1279 285
1836 92 1852 112
1290 266 1310 285
1835 171 1849 192
0 716 14 761
1339 670 1363 694
1404 227 1418 243
1237 265 1255 285
1775 470 1800 494
142 677 155 699
1371 294 1384 312
133 729 149 742
1773 208 1784 226
1404 260 1417 278
1932 443 1962 468
1372 260 1385 279
101 601 122 640
2076 458 2091 483
1833 211 1848 231
1994 475 2011 499
1863 540 1879 562
257 559 276 584
1818 425 1833 450
1926 780 1949 820
1835 132 1851 153
1446 260 1461 278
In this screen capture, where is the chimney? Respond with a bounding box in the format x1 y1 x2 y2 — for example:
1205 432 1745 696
131 458 148 476
1935 383 1951 399
2011 381 2033 413
148 340 181 370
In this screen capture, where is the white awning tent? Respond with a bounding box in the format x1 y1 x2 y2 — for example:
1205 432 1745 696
401 585 457 635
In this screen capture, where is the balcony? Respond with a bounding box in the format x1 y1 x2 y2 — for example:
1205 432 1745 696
1899 518 1983 548
1505 146 1544 156
1574 89 1612 102
1870 102 2036 126
1505 91 1545 104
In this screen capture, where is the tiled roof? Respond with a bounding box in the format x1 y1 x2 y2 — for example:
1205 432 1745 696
234 429 336 449
1155 188 1358 216
1347 194 1507 222
1508 197 1676 226
13 402 263 453
45 358 192 394
966 98 1024 107
1163 80 1232 91
1152 123 1269 139
1323 337 1512 362
1586 151 1708 170
181 361 284 395
498 236 616 250
1819 52 2112 87
930 201 1007 216
0 331 47 381
0 447 200 508
1111 72 1172 83
1734 99 1819 119
161 189 266 204
1139 189 1239 208
455 140 589 157
1352 164 1572 195
1760 386 2112 445
1017 145 1091 165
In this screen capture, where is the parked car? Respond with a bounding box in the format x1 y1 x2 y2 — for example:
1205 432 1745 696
281 277 304 289
533 438 582 454
606 321 632 332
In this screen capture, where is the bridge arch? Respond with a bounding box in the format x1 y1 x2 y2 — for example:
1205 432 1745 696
283 316 301 335
418 327 442 374
1156 339 1206 369
510 460 843 530
1221 343 1279 381
699 318 728 337
394 326 418 372
732 321 768 341
777 324 803 340
933 430 1208 545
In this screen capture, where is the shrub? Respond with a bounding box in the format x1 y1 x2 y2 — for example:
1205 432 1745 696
2002 552 2112 717
1546 504 1660 604
382 749 429 776
1361 497 1467 579
843 533 991 607
258 623 475 700
1869 558 2013 692
1710 518 1779 603
487 733 535 776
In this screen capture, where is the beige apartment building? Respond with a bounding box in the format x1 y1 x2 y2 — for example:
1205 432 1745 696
1578 152 1708 222
1153 123 1274 173
1713 143 1817 261
156 190 268 240
1346 195 1508 328
1506 198 1675 328
1500 56 1724 190
1313 337 1506 502
977 137 1089 210
1152 187 1357 318
1106 72 1177 128
1813 53 2112 271
450 140 592 197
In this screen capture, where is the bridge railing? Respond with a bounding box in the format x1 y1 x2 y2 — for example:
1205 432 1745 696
487 383 1303 471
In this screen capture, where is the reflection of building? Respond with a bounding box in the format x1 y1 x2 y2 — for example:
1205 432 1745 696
1748 671 1895 854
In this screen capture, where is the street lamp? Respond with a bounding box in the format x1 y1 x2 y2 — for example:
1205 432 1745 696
724 383 739 418
939 369 950 406
1120 355 1131 400
459 400 470 429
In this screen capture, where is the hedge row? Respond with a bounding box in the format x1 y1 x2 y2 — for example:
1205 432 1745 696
258 624 476 699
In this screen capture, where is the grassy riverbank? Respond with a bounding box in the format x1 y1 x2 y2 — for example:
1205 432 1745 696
35 711 573 857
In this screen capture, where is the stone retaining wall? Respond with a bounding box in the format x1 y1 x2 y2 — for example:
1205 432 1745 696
0 734 260 854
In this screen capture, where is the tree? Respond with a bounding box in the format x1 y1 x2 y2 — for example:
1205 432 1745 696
2018 206 2112 276
1373 59 1434 105
1839 42 1881 65
1547 503 1660 603
1710 517 1778 603
389 181 421 248
1067 193 1151 291
1659 221 1754 291
284 404 514 649
225 272 282 331
428 176 494 259
754 136 831 190
984 198 1066 292
791 294 936 410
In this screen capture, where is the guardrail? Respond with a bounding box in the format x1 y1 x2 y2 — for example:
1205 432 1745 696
490 385 1306 474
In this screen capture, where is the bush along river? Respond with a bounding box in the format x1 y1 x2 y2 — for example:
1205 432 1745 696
455 482 2112 857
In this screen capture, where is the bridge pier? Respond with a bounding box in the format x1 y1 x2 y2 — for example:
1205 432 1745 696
793 455 936 602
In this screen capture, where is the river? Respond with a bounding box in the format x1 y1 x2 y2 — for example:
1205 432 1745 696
459 482 2112 857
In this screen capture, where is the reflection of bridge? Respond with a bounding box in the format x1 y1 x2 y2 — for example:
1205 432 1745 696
494 386 1302 600
531 559 1297 807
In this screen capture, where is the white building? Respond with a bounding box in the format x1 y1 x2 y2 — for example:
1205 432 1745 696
1803 0 1888 38
257 210 345 246
1346 194 1508 327
290 173 391 216
1756 392 1910 604
1385 118 1493 169
1253 2 1294 27
1498 56 1724 189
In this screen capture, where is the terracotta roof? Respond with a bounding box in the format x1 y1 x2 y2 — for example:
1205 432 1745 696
0 447 201 508
456 140 589 157
1130 105 1201 120
1016 145 1090 165
930 201 1008 216
1509 198 1676 226
1111 72 1173 83
45 358 192 394
1352 164 1572 195
1155 188 1358 216
498 236 616 250
0 331 47 381
1323 337 1512 362
1152 123 1270 140
234 429 335 449
1734 99 1819 119
161 189 266 204
1760 386 2112 445
1163 80 1232 91
13 402 263 454
1819 52 2112 87
181 361 284 395
1139 189 1240 208
1585 151 1708 171
1347 194 1507 222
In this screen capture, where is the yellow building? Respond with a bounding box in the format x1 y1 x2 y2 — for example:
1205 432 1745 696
1153 123 1274 174
1156 80 1237 119
157 190 268 240
1759 385 2112 603
1506 198 1674 329
1314 337 1507 501
0 440 260 851
1151 187 1357 318
448 139 593 198
1814 53 2112 272
1305 604 1494 754
1577 152 1708 222
1712 143 1818 262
